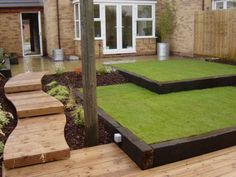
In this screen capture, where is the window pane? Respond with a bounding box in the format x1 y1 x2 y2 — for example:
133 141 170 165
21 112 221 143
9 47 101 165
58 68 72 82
138 5 152 18
106 6 117 49
76 21 80 38
227 1 236 9
215 2 224 9
75 4 79 20
122 6 133 49
137 21 152 36
94 21 101 38
94 4 100 18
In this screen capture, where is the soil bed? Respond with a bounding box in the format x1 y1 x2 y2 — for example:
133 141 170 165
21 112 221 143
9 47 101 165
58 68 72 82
42 71 128 150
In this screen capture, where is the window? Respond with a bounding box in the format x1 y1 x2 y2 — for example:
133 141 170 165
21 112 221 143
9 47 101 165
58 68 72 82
213 0 236 10
94 4 101 38
74 3 80 39
136 5 155 37
74 3 102 39
227 0 236 8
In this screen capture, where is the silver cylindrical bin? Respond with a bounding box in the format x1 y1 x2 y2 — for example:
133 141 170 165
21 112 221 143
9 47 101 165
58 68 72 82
157 43 170 58
53 49 64 61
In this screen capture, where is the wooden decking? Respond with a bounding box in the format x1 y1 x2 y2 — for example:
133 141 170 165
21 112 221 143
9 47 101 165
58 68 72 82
6 91 64 118
4 143 140 177
3 72 70 169
3 71 236 177
4 72 47 93
4 144 236 177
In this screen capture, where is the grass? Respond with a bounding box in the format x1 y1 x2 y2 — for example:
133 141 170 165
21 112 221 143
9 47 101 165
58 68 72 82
113 59 236 82
97 84 236 144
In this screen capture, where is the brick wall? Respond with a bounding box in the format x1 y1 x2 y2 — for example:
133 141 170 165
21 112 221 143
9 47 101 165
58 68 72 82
44 0 156 58
156 0 214 57
44 0 59 56
0 13 22 56
157 0 203 57
136 38 156 56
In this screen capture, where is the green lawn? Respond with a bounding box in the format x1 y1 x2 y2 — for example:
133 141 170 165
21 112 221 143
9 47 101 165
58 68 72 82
97 84 236 144
113 59 236 82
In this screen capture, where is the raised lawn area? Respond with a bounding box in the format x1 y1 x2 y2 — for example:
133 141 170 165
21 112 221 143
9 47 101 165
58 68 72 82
113 59 236 82
97 83 236 144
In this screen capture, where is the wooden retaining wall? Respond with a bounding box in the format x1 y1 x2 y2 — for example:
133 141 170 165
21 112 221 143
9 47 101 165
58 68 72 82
194 9 236 61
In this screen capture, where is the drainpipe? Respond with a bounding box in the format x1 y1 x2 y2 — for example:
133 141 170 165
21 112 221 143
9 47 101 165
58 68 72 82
56 0 61 49
202 0 205 10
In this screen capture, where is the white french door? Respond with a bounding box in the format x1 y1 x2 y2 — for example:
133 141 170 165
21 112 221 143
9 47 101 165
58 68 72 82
103 4 136 54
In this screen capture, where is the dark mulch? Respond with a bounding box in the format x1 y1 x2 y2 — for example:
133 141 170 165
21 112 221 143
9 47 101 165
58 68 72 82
0 77 17 177
42 71 128 150
42 71 129 90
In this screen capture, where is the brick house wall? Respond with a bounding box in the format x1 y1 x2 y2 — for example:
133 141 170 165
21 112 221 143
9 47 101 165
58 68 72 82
156 0 213 57
44 0 156 58
0 13 22 56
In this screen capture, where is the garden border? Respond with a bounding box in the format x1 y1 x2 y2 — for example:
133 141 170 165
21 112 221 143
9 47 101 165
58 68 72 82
74 90 236 170
117 68 236 94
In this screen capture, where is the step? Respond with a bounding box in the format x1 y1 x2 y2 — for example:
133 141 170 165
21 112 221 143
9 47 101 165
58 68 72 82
4 114 70 169
123 145 236 177
6 91 64 118
4 143 140 177
4 72 47 94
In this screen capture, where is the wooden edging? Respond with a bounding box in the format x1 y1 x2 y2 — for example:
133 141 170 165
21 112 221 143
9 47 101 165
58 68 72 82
74 91 236 170
151 127 236 166
74 91 153 170
117 69 236 94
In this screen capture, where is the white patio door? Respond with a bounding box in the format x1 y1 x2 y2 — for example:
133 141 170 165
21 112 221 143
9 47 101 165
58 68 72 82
103 4 135 54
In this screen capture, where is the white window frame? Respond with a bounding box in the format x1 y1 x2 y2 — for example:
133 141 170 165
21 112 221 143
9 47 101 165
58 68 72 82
74 3 80 40
94 4 102 40
213 0 236 10
74 3 102 40
136 4 156 38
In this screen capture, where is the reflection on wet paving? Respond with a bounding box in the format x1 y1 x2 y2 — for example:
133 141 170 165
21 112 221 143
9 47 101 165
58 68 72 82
11 55 157 76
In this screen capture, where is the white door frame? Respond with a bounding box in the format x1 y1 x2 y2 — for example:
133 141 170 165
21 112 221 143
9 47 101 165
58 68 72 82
102 3 136 54
20 11 43 57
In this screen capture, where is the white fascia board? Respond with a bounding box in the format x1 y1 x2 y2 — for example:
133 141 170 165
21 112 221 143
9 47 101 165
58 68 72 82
72 0 156 4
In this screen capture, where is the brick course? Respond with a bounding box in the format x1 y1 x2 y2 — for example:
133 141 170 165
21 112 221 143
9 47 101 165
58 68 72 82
0 13 22 56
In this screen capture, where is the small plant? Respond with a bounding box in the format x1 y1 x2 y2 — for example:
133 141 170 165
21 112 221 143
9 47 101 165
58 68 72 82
47 81 70 102
65 93 76 110
54 64 65 75
75 67 82 75
0 141 4 155
71 106 85 127
0 106 11 130
97 66 113 75
158 1 176 42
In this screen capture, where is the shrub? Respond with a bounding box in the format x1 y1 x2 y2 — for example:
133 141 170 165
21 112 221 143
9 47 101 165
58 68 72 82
71 106 85 127
75 67 82 75
0 106 11 130
97 66 113 75
158 1 176 42
0 141 4 154
54 65 65 75
47 81 70 102
65 94 76 110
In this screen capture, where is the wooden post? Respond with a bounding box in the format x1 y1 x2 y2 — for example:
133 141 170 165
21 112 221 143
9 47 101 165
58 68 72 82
80 0 98 146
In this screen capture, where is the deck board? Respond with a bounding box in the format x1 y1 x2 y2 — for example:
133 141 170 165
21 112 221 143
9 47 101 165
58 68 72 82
4 144 140 177
6 91 64 118
4 72 47 93
4 114 70 169
5 144 236 177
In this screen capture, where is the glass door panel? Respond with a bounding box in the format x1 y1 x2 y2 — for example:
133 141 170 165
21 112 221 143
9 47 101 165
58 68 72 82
105 6 117 50
122 6 133 50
